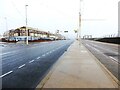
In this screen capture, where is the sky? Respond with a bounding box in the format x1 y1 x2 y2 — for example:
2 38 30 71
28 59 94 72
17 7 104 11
0 0 119 38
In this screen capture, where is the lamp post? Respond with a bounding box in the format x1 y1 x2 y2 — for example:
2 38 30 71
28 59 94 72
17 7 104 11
78 0 82 45
25 5 28 45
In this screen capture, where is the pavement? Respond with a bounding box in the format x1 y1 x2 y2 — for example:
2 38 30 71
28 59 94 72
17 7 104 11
36 40 119 89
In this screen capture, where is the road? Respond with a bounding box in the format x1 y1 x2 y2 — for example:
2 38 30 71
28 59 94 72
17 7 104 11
0 40 73 89
82 40 119 80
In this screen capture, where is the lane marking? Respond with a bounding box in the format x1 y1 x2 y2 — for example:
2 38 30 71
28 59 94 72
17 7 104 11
0 43 54 56
46 52 49 55
42 54 45 57
86 44 101 52
49 51 52 53
0 71 13 78
37 57 41 59
18 64 25 69
0 51 16 56
93 48 100 52
109 56 118 63
29 60 35 63
90 43 118 55
46 53 49 55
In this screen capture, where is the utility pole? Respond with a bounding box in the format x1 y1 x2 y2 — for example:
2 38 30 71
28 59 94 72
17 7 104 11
79 0 82 45
25 5 28 45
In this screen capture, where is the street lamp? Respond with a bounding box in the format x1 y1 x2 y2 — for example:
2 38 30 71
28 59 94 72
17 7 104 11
25 5 28 45
78 0 82 45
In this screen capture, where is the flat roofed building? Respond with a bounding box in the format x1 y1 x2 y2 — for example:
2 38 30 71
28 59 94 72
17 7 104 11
3 26 65 41
3 26 54 41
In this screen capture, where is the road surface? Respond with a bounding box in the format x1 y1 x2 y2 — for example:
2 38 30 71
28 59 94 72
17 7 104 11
82 40 119 80
0 40 73 89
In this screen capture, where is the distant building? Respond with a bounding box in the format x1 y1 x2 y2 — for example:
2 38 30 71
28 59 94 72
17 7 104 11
55 34 66 40
83 35 92 39
3 26 65 41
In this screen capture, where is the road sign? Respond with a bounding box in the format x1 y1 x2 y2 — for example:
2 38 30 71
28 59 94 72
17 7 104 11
64 31 68 33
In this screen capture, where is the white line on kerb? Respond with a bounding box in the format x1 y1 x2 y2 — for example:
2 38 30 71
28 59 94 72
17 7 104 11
0 71 13 78
18 64 25 69
29 60 34 63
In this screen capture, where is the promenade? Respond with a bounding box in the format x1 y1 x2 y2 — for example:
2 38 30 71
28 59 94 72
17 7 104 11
36 40 118 89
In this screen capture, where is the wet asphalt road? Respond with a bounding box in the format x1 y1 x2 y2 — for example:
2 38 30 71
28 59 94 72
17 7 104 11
0 40 73 89
82 40 119 80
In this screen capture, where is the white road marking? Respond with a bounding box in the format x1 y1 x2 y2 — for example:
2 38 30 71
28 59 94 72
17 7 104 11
0 43 51 56
49 51 52 53
42 54 45 57
90 43 118 55
109 56 118 63
93 47 100 52
86 44 100 52
86 43 119 64
37 57 41 59
29 60 35 63
0 71 13 78
85 44 91 47
0 51 16 56
46 52 49 55
18 64 25 69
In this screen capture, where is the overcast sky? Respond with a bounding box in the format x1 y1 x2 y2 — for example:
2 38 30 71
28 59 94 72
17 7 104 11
0 0 119 38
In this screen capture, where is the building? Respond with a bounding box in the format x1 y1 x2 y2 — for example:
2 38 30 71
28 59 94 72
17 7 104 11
55 34 66 40
83 35 92 39
3 26 65 42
